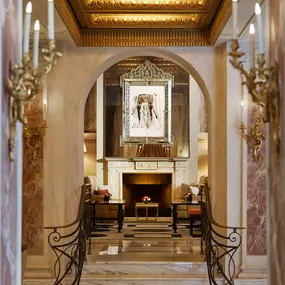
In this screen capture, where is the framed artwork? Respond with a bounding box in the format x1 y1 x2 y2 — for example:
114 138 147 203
120 60 174 145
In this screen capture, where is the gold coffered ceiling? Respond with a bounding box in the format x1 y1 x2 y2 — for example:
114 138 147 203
55 0 231 46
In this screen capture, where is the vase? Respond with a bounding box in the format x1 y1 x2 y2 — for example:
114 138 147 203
104 196 110 202
187 197 192 202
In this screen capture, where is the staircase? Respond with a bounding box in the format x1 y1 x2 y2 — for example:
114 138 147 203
81 261 224 285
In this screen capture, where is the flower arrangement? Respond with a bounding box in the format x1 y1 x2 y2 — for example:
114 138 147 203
103 192 112 201
184 192 193 201
142 196 151 203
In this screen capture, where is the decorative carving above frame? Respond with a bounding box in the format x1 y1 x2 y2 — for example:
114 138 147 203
120 60 174 145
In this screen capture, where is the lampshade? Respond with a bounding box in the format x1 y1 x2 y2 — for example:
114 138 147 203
84 142 87 153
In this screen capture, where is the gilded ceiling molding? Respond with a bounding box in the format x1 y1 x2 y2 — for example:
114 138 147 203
55 0 229 47
88 14 201 28
54 0 82 46
82 0 208 10
82 29 209 47
208 0 231 45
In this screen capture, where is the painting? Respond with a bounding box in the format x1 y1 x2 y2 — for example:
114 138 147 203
120 60 174 144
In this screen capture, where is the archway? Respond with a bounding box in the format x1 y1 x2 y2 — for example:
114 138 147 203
78 48 212 191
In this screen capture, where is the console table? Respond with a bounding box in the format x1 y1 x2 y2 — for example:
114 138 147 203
135 202 159 222
91 199 125 233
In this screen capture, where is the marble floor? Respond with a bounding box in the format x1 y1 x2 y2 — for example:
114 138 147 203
87 218 204 263
23 219 268 284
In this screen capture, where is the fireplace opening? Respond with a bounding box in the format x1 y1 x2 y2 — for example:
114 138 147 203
123 173 172 217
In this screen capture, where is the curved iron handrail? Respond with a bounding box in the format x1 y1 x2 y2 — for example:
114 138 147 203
201 184 245 285
44 184 92 285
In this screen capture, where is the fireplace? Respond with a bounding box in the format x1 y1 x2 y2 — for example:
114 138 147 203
123 173 172 217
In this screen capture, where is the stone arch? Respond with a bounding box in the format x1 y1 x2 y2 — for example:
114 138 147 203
79 48 211 121
79 47 212 186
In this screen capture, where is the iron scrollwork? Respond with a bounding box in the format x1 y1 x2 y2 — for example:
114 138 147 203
45 184 92 284
201 184 244 285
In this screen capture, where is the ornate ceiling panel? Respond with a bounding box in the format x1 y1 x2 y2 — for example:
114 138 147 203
55 0 231 46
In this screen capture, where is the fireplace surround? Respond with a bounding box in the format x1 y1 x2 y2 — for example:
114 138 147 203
105 158 188 205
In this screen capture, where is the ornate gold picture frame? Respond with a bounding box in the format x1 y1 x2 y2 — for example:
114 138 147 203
120 60 174 145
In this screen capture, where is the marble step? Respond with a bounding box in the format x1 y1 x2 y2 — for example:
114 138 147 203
80 275 225 285
24 276 225 285
83 261 208 276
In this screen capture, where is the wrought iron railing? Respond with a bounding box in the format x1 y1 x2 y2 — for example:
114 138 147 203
44 184 91 284
201 184 245 285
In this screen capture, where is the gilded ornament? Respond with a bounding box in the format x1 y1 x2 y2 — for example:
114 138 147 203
239 114 265 163
83 0 208 10
88 13 201 28
55 0 228 46
229 39 280 161
6 41 62 160
24 114 47 166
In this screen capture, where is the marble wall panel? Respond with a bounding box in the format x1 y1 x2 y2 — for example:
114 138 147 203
269 0 285 284
1 0 18 284
246 103 266 255
22 93 44 255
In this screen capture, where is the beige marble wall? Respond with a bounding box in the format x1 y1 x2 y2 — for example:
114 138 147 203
23 92 44 255
1 0 19 284
268 0 285 284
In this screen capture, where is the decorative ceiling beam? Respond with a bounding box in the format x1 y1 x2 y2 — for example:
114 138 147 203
55 0 229 47
81 0 209 10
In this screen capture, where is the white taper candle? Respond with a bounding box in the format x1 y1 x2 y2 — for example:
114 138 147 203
255 3 264 54
17 0 23 65
33 21 40 68
232 0 238 39
249 23 255 69
24 2 32 54
48 0 55 40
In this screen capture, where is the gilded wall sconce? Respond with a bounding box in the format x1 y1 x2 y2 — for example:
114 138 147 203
24 114 47 166
229 2 280 161
6 1 61 161
239 113 265 163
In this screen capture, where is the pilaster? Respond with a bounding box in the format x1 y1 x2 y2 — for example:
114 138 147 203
96 74 104 185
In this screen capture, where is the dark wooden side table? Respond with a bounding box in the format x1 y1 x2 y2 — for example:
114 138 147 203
171 200 204 254
91 199 125 233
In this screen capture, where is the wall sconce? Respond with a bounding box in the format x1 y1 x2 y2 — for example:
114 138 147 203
240 112 265 163
229 2 280 161
6 0 62 161
24 113 47 166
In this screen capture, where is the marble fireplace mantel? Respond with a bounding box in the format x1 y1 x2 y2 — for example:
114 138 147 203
105 157 188 200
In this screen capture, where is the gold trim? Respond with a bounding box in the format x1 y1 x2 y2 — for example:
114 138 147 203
88 13 201 28
240 114 265 163
24 115 47 166
209 0 231 45
6 42 62 160
55 0 228 46
82 29 209 47
55 0 82 46
229 40 280 161
83 0 208 10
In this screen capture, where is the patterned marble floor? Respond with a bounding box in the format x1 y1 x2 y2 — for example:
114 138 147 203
87 218 204 262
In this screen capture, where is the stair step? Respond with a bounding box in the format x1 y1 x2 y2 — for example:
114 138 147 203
83 261 207 275
24 277 224 285
80 275 224 285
